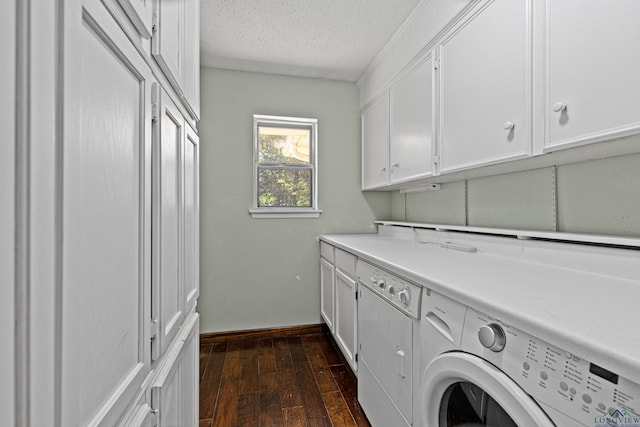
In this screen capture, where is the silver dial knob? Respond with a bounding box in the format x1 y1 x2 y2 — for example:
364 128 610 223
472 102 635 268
378 279 386 290
478 324 506 352
388 285 395 295
398 288 411 307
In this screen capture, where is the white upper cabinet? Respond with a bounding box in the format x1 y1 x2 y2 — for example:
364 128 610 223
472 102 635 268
358 0 473 107
152 0 184 92
360 0 640 189
438 0 531 174
544 0 640 151
152 0 200 119
117 0 153 38
362 92 390 189
390 54 435 183
183 0 201 119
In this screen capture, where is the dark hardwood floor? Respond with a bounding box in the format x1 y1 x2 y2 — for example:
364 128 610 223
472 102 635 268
199 330 371 427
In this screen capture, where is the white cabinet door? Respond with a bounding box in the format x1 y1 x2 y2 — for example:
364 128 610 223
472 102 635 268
182 0 200 119
545 0 640 150
152 0 200 118
438 0 531 174
390 54 435 183
183 124 199 316
117 0 153 38
152 313 199 427
61 4 152 425
124 404 155 427
362 92 390 189
178 315 199 427
335 270 358 372
118 394 154 427
0 1 16 423
320 258 335 332
152 0 185 94
152 86 185 361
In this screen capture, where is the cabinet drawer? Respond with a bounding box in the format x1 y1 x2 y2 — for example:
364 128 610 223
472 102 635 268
320 241 334 263
335 249 356 277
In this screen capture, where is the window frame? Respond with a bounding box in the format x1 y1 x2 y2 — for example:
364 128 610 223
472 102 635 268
250 114 321 218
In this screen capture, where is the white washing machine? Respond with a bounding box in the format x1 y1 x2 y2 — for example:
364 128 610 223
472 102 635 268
419 288 640 426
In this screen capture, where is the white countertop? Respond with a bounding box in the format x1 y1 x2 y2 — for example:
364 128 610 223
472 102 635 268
320 224 640 384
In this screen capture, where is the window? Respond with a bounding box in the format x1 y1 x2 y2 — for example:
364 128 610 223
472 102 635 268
250 115 320 218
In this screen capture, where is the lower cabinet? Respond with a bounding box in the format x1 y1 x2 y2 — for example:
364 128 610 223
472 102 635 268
319 242 358 373
320 257 335 332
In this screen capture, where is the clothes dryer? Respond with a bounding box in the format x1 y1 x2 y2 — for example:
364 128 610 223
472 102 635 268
420 288 640 426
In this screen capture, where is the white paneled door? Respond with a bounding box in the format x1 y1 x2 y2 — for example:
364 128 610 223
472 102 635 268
152 0 185 93
153 87 186 360
390 55 435 183
14 0 200 424
335 270 358 371
1 1 16 424
320 258 335 332
62 4 153 425
183 0 201 119
544 0 640 150
117 0 153 38
151 314 199 427
183 124 200 316
362 92 390 189
438 0 531 173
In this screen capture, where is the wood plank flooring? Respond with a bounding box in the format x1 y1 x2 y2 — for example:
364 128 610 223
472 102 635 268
199 331 371 427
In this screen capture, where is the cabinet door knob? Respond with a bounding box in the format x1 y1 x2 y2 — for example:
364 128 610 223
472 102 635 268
552 102 567 113
391 162 400 169
503 121 515 131
379 167 387 172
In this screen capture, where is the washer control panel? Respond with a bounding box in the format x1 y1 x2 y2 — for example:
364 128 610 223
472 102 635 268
356 260 421 319
463 309 640 425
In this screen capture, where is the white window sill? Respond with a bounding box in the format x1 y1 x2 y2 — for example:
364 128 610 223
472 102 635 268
249 208 322 219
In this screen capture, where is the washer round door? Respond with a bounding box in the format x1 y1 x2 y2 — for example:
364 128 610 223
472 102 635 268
422 352 555 427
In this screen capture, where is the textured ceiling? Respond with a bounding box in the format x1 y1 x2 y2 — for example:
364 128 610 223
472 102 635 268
200 0 422 82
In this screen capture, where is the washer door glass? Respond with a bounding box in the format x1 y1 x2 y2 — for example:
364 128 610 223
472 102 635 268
422 353 555 427
440 381 517 426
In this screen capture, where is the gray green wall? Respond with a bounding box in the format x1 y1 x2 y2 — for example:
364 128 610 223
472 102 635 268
199 68 390 333
391 152 640 237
